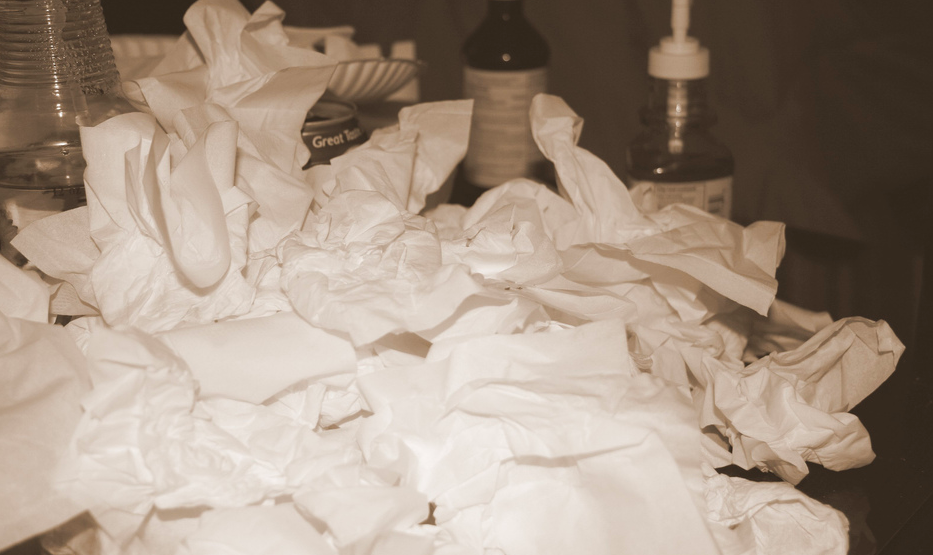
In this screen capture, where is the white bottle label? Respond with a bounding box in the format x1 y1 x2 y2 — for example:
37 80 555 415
463 66 547 188
630 176 733 219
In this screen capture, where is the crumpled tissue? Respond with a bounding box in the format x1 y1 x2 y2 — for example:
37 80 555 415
312 99 472 215
15 9 468 334
0 256 49 323
176 503 336 555
9 207 99 317
705 465 849 555
280 99 480 346
0 0 907 553
130 0 335 176
711 316 903 484
0 311 89 552
528 95 785 316
77 111 256 332
157 310 357 404
12 0 357 332
55 322 366 548
357 319 721 555
294 483 431 554
280 189 484 347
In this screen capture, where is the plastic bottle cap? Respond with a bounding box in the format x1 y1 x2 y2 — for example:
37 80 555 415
648 0 709 80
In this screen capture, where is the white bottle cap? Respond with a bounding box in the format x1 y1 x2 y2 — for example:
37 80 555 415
648 0 709 80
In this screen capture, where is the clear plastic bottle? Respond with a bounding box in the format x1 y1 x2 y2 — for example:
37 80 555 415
0 0 131 197
625 0 734 219
451 0 550 206
0 0 89 194
0 0 131 265
62 0 135 125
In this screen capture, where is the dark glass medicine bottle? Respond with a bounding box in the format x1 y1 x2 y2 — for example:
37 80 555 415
450 0 550 207
626 77 734 218
625 0 734 219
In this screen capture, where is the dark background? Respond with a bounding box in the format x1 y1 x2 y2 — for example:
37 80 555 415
11 1 928 553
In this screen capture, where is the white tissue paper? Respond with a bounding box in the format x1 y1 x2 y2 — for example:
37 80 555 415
0 1 906 554
0 257 50 323
357 319 721 555
9 206 100 316
176 504 336 555
77 111 256 332
712 316 903 484
157 311 357 404
0 312 89 551
132 0 336 176
705 465 849 555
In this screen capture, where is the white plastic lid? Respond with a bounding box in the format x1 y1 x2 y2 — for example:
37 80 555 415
648 0 709 80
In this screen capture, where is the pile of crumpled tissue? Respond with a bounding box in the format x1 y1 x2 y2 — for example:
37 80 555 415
0 1 903 554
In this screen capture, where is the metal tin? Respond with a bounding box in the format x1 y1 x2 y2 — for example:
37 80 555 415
301 98 368 168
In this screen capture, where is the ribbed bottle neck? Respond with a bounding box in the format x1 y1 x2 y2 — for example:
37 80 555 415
0 0 119 95
61 0 120 96
0 0 73 89
641 77 716 126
